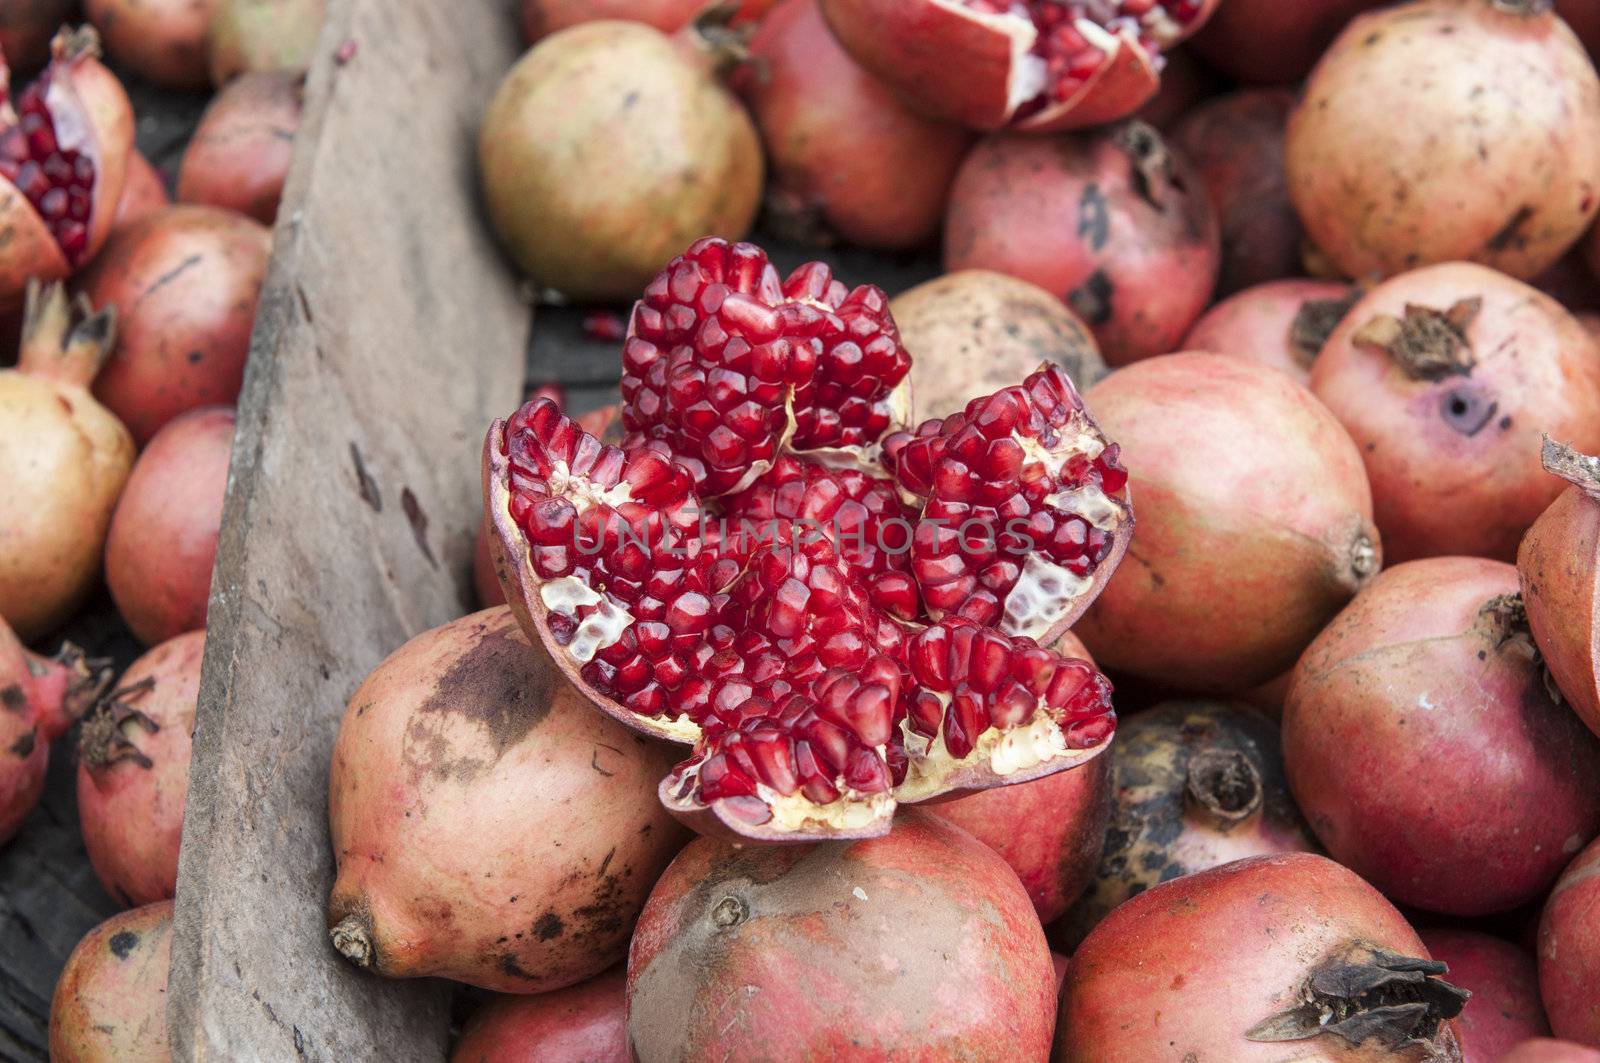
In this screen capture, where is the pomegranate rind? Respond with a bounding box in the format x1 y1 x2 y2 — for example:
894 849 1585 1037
50 28 133 267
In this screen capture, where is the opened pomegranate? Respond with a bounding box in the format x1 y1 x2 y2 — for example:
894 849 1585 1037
327 607 689 992
1312 263 1600 562
1419 929 1550 1063
944 122 1219 366
1188 0 1383 84
112 150 168 233
1075 352 1379 691
629 810 1057 1059
177 70 301 225
819 0 1218 134
207 0 325 84
1540 836 1600 1048
1288 0 1600 282
49 900 171 1061
0 0 79 72
77 629 202 908
1518 439 1600 737
453 969 626 1063
1058 852 1467 1061
1503 1042 1600 1063
892 269 1107 421
1054 699 1317 948
478 21 761 303
79 204 271 446
86 0 217 89
1283 557 1600 916
0 281 133 641
1181 278 1356 385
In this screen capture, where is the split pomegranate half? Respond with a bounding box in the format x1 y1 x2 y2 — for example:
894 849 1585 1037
818 0 1218 134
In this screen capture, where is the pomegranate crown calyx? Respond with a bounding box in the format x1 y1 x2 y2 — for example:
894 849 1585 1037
1541 434 1600 499
1352 297 1481 381
17 279 117 385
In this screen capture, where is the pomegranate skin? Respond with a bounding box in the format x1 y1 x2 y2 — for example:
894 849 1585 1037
452 969 626 1063
522 0 703 40
472 519 506 609
79 205 271 446
1419 929 1550 1063
1181 278 1356 385
1075 352 1380 691
1287 0 1600 282
177 70 302 225
1311 263 1600 563
628 810 1056 1061
743 0 970 252
86 0 217 90
77 630 202 907
113 150 170 233
945 122 1219 366
207 0 325 84
1057 853 1466 1062
1503 1042 1600 1063
1540 837 1600 1048
1283 557 1600 917
327 607 689 993
1189 0 1384 84
48 900 172 1062
0 0 78 72
104 407 233 646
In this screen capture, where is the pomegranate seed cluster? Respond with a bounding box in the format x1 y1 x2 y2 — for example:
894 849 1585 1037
0 72 95 263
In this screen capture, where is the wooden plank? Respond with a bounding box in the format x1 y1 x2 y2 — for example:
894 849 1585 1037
165 0 526 1058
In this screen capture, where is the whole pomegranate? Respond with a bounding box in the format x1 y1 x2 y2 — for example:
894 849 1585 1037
0 281 133 641
1540 836 1600 1047
207 0 325 84
0 0 79 72
1283 557 1600 916
1311 263 1600 562
892 269 1107 420
1189 0 1384 84
78 204 271 446
77 629 203 908
113 150 169 233
944 122 1220 366
177 70 301 225
327 607 690 992
1075 352 1380 691
1518 439 1600 736
104 407 234 646
1181 278 1357 385
1287 0 1600 281
86 0 216 89
478 20 762 302
1419 929 1550 1063
819 0 1219 134
1057 853 1468 1062
452 969 626 1063
1054 700 1317 948
628 811 1057 1060
48 900 171 1061
742 0 971 251
1504 1043 1600 1063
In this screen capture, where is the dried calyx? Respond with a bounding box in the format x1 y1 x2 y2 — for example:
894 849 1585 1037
1353 298 1482 381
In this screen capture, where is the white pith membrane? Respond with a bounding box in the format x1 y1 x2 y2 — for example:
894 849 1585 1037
893 687 1074 804
669 754 899 834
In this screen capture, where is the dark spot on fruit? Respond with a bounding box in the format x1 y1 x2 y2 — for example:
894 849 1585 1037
1077 184 1109 251
1439 389 1497 437
500 953 540 980
1364 32 1380 45
1486 205 1535 252
533 911 564 941
9 730 35 757
1067 271 1113 326
1 684 26 713
187 350 203 364
1478 650 1487 660
622 90 640 110
108 930 139 959
711 895 748 929
1498 415 1512 430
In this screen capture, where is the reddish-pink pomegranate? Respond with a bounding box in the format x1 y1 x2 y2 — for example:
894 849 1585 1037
86 0 216 89
521 0 771 42
78 204 271 446
0 281 133 641
77 629 202 908
819 0 1219 134
1518 440 1600 737
327 607 689 992
1189 0 1383 84
742 0 971 251
473 519 506 610
1288 0 1600 282
944 122 1220 366
452 969 626 1063
1503 1042 1600 1063
1181 278 1356 385
177 70 301 225
1540 836 1600 1048
1075 351 1379 691
0 0 79 72
1283 557 1600 916
49 900 172 1061
1311 263 1600 563
104 407 233 646
628 810 1057 1059
112 150 168 233
207 0 325 84
1058 852 1467 1062
1419 929 1550 1063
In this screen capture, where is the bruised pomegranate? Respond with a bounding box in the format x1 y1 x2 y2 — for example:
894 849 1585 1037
177 70 301 225
327 607 689 992
1419 929 1550 1063
1075 352 1379 691
0 0 78 72
207 0 325 84
1518 439 1600 736
892 269 1107 421
1057 853 1467 1062
453 969 626 1063
478 20 761 303
87 0 216 88
1283 557 1600 916
1181 278 1356 385
79 204 271 446
1188 0 1383 84
819 0 1218 134
1311 263 1600 562
48 900 171 1061
0 281 133 641
77 630 202 908
1287 0 1600 282
112 150 168 233
1503 1042 1600 1063
944 121 1219 366
628 810 1057 1059
1540 836 1600 1048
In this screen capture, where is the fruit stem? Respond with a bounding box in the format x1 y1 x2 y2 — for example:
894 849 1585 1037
1541 435 1600 501
1184 748 1262 826
1289 290 1362 365
683 3 754 78
330 913 376 968
78 677 159 770
1 616 112 741
1352 298 1481 381
17 280 117 388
